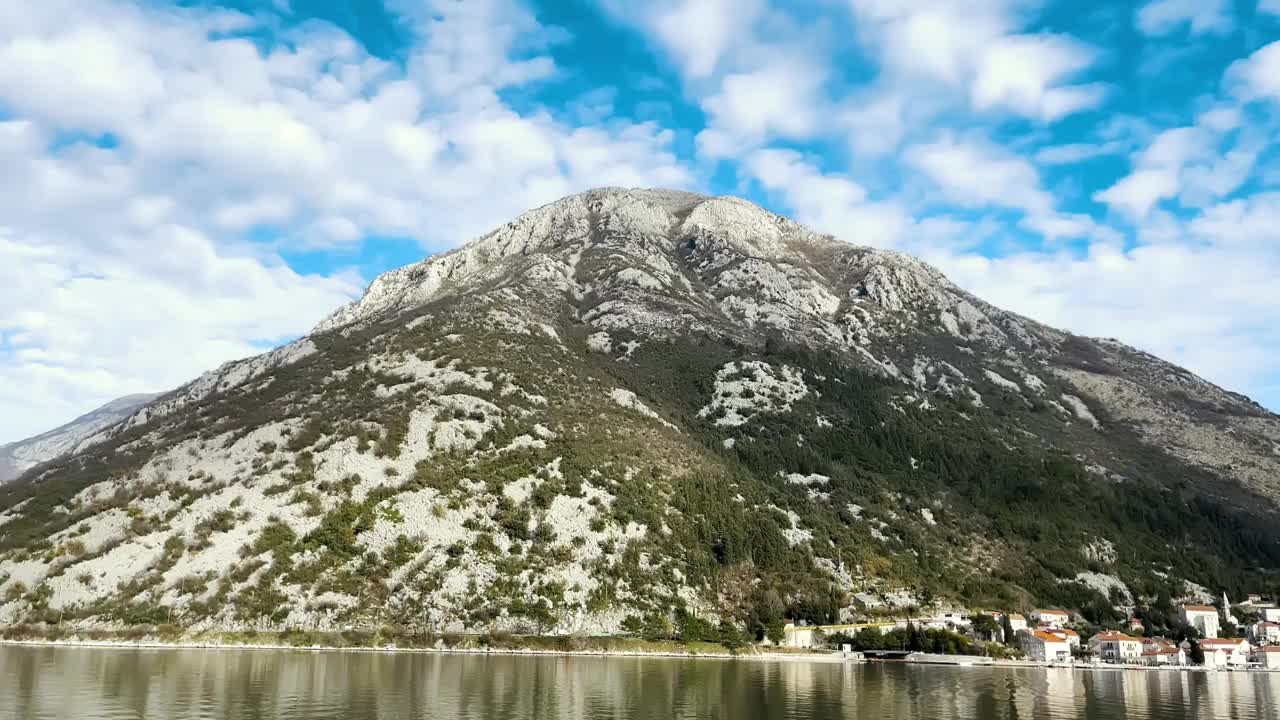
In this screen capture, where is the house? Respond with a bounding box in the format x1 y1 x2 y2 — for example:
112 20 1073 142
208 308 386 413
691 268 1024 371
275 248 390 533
780 621 896 648
1020 630 1072 663
1199 638 1251 668
782 621 818 648
1127 617 1145 634
1140 639 1186 666
1044 628 1081 649
1032 609 1070 629
1254 646 1280 669
1089 631 1143 664
1244 594 1263 605
1180 605 1220 639
1007 613 1027 633
1250 621 1280 645
1262 607 1280 623
936 611 971 629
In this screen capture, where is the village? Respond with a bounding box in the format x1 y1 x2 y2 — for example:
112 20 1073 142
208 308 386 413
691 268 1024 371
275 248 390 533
778 591 1280 670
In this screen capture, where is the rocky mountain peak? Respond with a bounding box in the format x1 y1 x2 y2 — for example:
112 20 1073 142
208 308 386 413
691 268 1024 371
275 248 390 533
1 189 1276 640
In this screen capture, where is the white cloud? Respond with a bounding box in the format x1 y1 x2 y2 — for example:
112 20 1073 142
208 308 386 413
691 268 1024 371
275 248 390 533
653 0 765 78
848 0 1014 85
902 133 1102 240
1092 106 1261 220
1225 40 1280 102
1135 0 1234 36
847 1 1103 123
906 134 1051 213
745 149 912 247
1094 168 1183 220
696 55 827 156
0 227 359 442
0 0 694 442
1034 141 1129 165
972 34 1106 121
930 214 1280 405
744 149 1010 254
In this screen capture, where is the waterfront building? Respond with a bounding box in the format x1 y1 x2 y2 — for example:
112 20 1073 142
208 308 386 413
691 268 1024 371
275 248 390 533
1089 631 1142 664
1020 630 1072 663
1179 605 1220 639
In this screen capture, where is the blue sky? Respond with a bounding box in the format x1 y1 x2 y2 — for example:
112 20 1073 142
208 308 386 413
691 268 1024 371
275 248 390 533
1 0 1279 441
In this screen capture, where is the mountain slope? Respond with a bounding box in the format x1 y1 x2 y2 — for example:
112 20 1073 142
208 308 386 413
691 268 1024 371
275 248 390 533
0 394 159 484
1 188 1276 637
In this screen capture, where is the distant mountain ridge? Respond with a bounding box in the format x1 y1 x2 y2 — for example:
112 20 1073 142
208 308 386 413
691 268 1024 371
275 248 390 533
0 188 1275 640
0 394 159 484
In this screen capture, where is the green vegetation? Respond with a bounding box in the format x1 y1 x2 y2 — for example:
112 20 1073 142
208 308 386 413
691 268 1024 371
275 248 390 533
826 625 986 656
0 269 1277 640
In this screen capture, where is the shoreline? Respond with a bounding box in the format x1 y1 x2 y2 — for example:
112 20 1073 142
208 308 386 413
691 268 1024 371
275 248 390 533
4 637 1275 673
0 636 848 663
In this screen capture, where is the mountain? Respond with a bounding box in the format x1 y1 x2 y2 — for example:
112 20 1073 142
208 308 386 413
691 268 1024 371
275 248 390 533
1 188 1277 639
0 394 160 484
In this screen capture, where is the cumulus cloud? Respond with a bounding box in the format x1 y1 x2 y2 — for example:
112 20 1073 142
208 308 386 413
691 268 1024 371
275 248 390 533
745 149 911 247
696 54 828 157
972 34 1106 121
1135 0 1234 36
847 0 1104 123
651 0 765 78
904 134 1103 240
0 0 692 442
1225 40 1280 102
929 202 1280 402
1093 114 1259 220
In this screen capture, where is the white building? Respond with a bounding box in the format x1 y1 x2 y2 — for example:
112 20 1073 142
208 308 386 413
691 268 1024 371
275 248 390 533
1045 628 1081 649
782 622 818 648
1180 605 1220 639
1250 621 1280 645
937 611 971 629
1089 631 1143 664
1261 607 1280 623
1140 640 1186 666
1254 646 1280 669
1021 630 1072 663
1199 638 1251 668
1032 609 1070 629
1007 613 1027 633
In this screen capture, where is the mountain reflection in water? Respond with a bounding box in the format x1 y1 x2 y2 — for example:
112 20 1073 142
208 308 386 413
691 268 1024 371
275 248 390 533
1 646 1276 719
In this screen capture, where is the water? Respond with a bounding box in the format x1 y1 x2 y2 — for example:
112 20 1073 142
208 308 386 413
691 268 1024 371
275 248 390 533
1 645 1276 719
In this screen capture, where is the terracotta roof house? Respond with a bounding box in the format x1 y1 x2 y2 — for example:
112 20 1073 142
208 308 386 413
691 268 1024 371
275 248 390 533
1089 631 1143 664
1020 630 1072 663
1199 638 1251 668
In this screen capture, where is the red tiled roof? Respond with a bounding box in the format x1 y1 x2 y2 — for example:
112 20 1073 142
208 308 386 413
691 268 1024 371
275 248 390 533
1092 631 1140 642
1028 630 1068 643
1034 609 1069 616
1199 639 1246 647
1256 647 1280 653
1008 614 1025 620
1182 605 1216 612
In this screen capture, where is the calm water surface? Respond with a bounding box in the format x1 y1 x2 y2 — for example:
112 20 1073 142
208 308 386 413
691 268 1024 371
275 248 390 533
1 645 1276 719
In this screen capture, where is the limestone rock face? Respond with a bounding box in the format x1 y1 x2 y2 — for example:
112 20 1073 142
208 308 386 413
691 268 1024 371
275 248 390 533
0 187 1276 636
